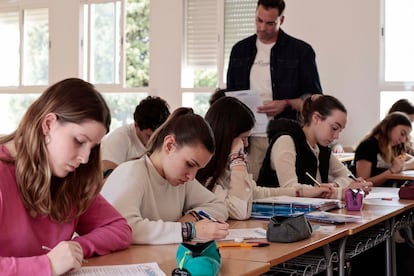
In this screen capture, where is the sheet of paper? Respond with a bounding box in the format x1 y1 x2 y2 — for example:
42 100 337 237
225 90 269 134
67 263 166 276
219 227 267 241
364 187 399 199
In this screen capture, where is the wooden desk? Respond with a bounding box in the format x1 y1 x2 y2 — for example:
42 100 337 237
333 152 354 163
85 243 270 276
331 192 414 276
387 169 414 180
84 193 414 276
222 220 348 267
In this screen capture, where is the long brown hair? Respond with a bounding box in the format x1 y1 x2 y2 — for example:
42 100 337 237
0 78 111 222
197 97 255 190
365 111 411 162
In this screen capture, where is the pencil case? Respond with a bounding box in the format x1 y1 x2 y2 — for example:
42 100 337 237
345 188 364 211
267 214 313 243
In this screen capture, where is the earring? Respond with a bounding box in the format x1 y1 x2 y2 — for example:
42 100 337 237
45 135 51 144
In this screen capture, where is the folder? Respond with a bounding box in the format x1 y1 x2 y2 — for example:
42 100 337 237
251 196 341 219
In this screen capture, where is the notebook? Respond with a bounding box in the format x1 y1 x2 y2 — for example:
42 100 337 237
251 196 341 219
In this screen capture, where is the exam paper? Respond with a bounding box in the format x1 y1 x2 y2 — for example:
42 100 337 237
225 90 269 135
67 263 166 276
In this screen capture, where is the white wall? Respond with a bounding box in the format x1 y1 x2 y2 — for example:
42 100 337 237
282 0 381 147
47 0 381 148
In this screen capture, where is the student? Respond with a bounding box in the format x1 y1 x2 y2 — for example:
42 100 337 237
226 0 323 180
197 97 332 220
209 88 226 106
331 99 414 155
388 98 414 155
388 98 414 121
101 107 229 244
257 95 372 198
0 78 132 276
101 96 170 176
354 111 413 186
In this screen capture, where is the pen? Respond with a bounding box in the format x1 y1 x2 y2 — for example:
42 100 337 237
197 210 224 224
42 245 88 263
305 172 321 187
218 242 270 248
348 173 358 182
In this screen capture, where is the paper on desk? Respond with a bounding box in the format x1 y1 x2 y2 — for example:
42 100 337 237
67 263 166 276
225 90 268 135
364 187 399 201
220 227 267 241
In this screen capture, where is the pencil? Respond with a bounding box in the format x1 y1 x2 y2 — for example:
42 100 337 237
305 172 321 187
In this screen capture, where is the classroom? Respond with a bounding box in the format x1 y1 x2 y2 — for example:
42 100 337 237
1 0 414 276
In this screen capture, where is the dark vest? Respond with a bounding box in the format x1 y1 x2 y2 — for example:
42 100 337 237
257 119 331 187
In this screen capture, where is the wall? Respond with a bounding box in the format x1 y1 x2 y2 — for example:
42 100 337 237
282 0 381 147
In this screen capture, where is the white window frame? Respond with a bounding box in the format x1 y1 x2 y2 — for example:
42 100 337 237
0 0 49 93
379 0 414 119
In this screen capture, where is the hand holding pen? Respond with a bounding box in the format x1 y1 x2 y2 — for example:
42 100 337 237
194 210 229 240
42 241 86 275
198 210 225 224
347 173 373 194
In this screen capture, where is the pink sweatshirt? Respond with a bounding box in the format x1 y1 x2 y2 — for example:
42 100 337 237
0 145 132 275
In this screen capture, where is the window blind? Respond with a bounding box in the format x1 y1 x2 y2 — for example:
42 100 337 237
224 0 256 64
186 0 217 67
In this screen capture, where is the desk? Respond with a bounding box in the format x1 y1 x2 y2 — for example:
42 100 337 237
333 152 354 163
387 169 414 181
85 193 414 276
332 187 414 276
85 243 270 276
222 220 348 267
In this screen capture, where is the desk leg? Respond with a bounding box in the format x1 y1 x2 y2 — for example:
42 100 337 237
385 218 396 276
323 244 333 276
338 236 348 276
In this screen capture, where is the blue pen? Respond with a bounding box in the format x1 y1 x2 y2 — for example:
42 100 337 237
197 210 223 223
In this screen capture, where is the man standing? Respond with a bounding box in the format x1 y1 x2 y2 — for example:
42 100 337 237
227 0 322 180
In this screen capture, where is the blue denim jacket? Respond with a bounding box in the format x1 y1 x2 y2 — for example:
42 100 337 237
226 29 322 120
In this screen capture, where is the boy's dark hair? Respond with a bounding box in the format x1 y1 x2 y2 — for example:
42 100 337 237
209 88 226 106
388 99 414 116
133 96 170 131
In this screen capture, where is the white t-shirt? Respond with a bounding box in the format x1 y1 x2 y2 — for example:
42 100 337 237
101 123 147 165
250 39 275 136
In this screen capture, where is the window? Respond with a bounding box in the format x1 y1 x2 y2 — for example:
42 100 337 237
380 0 414 120
0 4 48 134
0 11 19 86
384 0 414 82
82 0 149 87
182 0 255 115
82 0 150 131
183 0 218 89
0 7 48 87
23 8 48 85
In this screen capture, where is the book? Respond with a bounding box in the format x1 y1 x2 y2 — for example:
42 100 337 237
251 196 341 219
